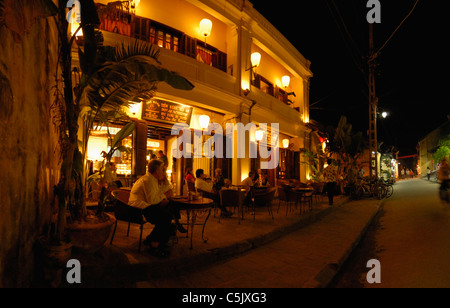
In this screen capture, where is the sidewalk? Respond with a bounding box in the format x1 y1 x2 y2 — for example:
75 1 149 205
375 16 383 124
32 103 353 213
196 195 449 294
68 194 382 288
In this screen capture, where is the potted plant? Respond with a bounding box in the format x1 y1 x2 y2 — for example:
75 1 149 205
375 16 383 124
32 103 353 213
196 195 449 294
51 0 194 253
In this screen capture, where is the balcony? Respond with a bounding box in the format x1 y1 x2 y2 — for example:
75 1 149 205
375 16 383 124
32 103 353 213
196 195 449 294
96 3 227 73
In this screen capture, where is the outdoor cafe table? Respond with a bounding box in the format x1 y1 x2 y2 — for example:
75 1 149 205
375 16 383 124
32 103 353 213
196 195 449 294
291 187 314 197
169 196 213 249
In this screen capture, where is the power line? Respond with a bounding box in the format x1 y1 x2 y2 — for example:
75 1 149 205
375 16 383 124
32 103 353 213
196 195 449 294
324 0 367 80
375 0 420 57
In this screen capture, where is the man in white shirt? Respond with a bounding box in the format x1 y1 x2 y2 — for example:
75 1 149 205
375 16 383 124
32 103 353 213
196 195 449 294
128 160 174 258
241 171 255 193
241 171 256 207
195 169 232 218
195 169 214 192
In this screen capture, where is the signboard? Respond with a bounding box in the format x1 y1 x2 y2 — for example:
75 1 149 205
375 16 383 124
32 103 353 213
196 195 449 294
142 99 193 125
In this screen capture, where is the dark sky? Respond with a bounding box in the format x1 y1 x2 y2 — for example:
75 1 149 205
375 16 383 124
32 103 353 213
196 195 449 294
252 0 449 155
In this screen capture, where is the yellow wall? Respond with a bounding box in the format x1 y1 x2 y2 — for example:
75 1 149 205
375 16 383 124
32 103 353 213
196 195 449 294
96 0 229 53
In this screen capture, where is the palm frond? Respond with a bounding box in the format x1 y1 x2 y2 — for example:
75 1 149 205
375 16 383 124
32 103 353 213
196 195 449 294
112 40 161 64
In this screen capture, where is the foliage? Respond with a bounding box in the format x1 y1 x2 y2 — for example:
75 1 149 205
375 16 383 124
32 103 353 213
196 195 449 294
52 0 194 243
433 134 450 163
323 116 367 181
300 150 322 182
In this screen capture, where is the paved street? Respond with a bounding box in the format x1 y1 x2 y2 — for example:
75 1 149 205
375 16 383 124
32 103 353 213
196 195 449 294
135 197 380 289
333 179 450 288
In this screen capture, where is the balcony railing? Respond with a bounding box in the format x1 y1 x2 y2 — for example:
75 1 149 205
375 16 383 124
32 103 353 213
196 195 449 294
96 3 227 73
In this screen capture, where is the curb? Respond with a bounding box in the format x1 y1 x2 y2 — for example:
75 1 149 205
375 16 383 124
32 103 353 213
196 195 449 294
302 198 385 288
76 198 349 287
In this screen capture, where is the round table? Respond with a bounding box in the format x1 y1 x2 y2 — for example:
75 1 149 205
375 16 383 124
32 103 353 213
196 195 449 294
170 197 213 249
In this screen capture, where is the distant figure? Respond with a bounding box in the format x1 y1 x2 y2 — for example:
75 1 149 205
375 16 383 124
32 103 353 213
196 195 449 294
323 159 338 206
427 167 431 181
158 150 168 167
358 166 365 179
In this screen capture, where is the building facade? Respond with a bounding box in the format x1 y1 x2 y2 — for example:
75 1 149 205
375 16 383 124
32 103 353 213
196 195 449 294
87 0 314 193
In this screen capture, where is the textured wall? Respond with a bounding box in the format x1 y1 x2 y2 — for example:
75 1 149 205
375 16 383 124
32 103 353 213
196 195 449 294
0 0 61 287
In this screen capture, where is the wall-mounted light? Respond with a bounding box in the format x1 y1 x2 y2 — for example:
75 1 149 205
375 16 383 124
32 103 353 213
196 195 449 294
282 139 290 149
282 76 290 88
199 115 210 130
250 52 261 70
282 75 296 104
199 19 213 43
255 129 264 142
241 80 251 96
128 102 141 116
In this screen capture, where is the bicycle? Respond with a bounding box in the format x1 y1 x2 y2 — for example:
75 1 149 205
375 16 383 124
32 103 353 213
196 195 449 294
350 178 391 200
380 178 394 199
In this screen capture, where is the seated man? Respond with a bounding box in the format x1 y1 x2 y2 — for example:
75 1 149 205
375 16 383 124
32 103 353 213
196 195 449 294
195 169 232 218
128 160 179 258
241 171 256 206
241 171 255 193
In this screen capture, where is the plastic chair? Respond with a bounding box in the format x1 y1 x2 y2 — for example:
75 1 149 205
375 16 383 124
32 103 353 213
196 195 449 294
109 190 147 252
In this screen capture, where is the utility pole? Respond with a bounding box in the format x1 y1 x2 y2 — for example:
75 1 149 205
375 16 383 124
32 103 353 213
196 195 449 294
368 23 378 180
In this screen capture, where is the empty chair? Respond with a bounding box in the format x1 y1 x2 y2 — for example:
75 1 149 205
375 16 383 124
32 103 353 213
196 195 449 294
251 187 277 220
220 189 246 224
299 190 314 213
277 186 295 216
311 182 325 203
185 179 196 193
109 189 147 252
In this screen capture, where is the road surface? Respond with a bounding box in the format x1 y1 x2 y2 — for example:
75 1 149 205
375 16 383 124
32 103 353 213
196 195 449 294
331 179 450 288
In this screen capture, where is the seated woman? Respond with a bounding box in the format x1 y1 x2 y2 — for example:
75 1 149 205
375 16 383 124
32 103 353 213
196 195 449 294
185 167 195 184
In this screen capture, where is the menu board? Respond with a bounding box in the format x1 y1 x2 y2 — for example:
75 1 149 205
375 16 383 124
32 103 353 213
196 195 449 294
142 99 193 125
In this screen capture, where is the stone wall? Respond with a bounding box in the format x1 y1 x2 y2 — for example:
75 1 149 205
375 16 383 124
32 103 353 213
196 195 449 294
0 0 61 287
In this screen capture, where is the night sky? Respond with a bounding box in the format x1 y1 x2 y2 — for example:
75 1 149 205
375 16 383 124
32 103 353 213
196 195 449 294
252 0 448 155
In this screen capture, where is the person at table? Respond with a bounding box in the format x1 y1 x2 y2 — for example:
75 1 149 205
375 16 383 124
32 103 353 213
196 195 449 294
128 160 179 258
241 171 256 193
221 179 232 190
213 168 225 191
185 167 195 184
241 171 256 206
323 158 338 206
255 169 269 187
196 169 232 218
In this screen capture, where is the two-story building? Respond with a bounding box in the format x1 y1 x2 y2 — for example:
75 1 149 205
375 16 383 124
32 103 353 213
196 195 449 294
84 0 314 194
